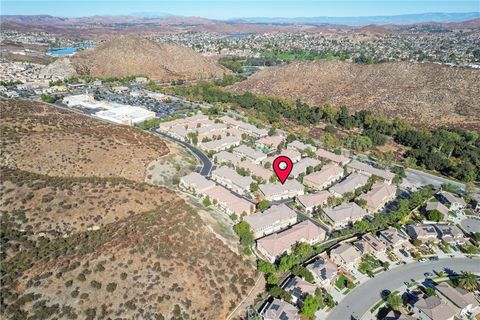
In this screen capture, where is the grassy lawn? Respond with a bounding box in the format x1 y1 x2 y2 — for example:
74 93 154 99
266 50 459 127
336 274 355 290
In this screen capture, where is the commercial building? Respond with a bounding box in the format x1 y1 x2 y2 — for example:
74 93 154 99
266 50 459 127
211 166 254 194
322 202 368 229
295 191 331 213
358 182 396 213
244 204 298 238
257 220 326 262
329 173 370 198
259 179 304 201
303 164 344 190
95 105 156 125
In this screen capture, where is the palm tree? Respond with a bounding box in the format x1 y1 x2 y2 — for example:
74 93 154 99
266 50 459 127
459 272 478 292
387 292 403 312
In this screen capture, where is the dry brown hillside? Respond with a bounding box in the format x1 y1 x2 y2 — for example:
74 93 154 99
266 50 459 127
229 61 480 129
71 35 229 81
0 99 256 319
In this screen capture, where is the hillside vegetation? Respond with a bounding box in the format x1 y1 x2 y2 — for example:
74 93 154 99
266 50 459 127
0 99 256 319
229 60 480 130
71 35 229 81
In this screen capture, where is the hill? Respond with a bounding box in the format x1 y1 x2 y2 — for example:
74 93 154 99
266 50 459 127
71 35 229 81
228 61 480 129
0 99 256 319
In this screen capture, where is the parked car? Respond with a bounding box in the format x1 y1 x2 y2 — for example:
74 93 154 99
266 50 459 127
424 272 433 277
400 249 409 257
419 258 427 263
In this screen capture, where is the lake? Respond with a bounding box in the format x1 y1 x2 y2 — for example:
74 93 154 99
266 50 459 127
47 43 95 56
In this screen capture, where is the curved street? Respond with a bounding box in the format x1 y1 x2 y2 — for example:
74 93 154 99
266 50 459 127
327 257 480 320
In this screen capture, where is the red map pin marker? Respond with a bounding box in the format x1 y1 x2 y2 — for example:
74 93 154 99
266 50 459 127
273 156 293 184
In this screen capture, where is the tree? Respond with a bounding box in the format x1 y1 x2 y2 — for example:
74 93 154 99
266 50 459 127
426 209 443 222
257 200 271 211
459 272 478 292
386 292 402 311
40 94 58 103
250 182 259 192
292 242 313 260
257 260 276 274
233 221 253 247
382 261 390 271
300 294 322 319
202 196 211 207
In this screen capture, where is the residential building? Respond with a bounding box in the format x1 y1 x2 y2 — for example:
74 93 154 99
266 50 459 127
244 204 298 238
219 115 268 138
354 232 387 255
283 276 317 305
263 149 302 164
322 202 368 229
233 145 267 164
329 173 370 198
295 191 331 213
378 227 411 249
262 298 300 320
201 136 241 153
287 140 317 153
306 257 338 287
406 224 439 242
257 220 326 262
358 182 396 213
412 295 456 320
439 191 467 211
290 157 321 178
435 282 479 316
256 135 285 151
259 180 304 201
425 201 450 220
203 186 254 215
330 243 362 269
346 160 395 184
303 164 344 190
211 166 254 194
179 172 215 195
213 151 242 166
315 148 350 166
238 160 272 181
434 224 466 244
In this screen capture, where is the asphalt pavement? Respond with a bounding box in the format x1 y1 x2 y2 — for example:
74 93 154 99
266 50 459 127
327 257 480 320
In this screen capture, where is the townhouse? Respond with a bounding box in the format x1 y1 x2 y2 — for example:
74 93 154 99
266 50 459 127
201 136 241 153
213 151 242 166
329 243 362 270
287 140 317 153
306 257 338 287
179 172 215 195
329 172 370 198
244 204 298 239
358 182 396 213
210 166 254 194
237 160 273 181
290 157 322 178
263 149 302 164
256 135 285 151
233 145 267 164
219 115 268 138
303 164 344 190
203 185 255 216
259 179 305 201
295 191 331 213
346 160 395 184
257 220 326 262
315 148 350 166
322 202 369 229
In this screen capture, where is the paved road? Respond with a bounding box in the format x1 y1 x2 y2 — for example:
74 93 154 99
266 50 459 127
327 258 480 320
153 129 213 176
405 168 466 190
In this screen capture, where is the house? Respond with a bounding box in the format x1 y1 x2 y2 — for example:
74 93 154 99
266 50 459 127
213 151 242 166
329 173 370 198
354 232 387 255
211 166 254 194
290 157 322 178
425 201 450 220
201 136 241 153
412 296 456 320
439 191 467 211
244 204 298 238
434 224 466 244
406 224 439 242
303 164 344 190
358 182 396 213
283 276 317 305
203 186 255 216
383 310 416 320
435 282 479 316
378 227 411 249
257 220 326 262
237 160 272 181
262 298 300 320
295 191 331 213
259 180 304 201
256 135 285 151
306 257 338 287
287 140 317 153
233 145 267 164
179 172 215 195
346 160 395 184
315 148 350 166
322 202 368 229
330 243 362 269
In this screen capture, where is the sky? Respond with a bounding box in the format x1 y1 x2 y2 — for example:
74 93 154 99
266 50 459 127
1 1 479 19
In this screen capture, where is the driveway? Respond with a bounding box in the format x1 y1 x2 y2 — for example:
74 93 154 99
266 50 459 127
327 257 479 320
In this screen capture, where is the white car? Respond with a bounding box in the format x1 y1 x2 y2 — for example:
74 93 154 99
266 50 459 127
419 258 427 263
350 269 358 275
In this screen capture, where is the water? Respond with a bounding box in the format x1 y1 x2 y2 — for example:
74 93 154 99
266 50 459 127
47 43 94 56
